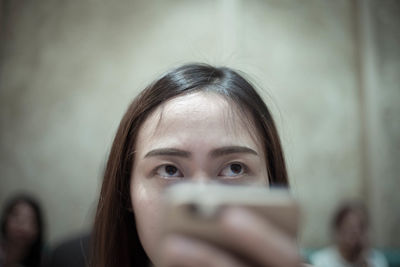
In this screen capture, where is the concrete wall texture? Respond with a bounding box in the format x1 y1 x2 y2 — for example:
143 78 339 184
0 0 399 248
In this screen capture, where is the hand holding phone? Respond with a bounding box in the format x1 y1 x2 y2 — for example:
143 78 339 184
158 182 302 267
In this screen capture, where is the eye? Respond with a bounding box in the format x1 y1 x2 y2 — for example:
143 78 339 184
155 164 183 178
219 163 246 177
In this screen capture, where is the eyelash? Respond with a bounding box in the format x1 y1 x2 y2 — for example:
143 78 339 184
154 164 184 179
218 162 249 178
153 162 249 179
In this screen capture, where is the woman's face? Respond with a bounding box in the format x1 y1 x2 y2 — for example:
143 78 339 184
336 210 368 253
5 201 38 246
130 92 269 263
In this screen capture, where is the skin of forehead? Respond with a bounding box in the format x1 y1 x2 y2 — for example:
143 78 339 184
135 92 264 157
13 202 35 216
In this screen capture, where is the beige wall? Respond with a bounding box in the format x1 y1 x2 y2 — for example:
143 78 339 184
0 0 399 247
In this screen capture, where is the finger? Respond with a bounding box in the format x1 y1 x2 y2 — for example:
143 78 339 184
220 207 301 267
160 234 251 267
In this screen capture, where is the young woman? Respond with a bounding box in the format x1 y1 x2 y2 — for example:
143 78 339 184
91 63 301 267
0 194 44 267
310 202 388 267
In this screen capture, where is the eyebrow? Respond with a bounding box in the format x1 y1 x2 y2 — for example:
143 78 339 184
144 146 258 158
144 148 191 158
210 146 258 157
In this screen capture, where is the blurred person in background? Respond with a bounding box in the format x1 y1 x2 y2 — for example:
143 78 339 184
0 194 44 267
310 201 388 267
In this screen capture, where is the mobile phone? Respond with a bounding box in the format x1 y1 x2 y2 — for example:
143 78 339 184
161 182 300 249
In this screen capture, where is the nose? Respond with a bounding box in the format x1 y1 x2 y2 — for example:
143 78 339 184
189 173 213 183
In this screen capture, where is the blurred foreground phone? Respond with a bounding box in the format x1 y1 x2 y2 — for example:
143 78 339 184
162 182 300 250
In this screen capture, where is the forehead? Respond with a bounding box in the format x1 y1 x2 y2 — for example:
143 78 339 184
135 92 262 153
10 202 35 218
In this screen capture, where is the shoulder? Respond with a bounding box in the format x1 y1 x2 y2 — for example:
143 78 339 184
310 246 337 259
368 249 389 267
309 246 342 266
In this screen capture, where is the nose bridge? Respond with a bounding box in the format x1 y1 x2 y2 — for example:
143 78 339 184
190 171 212 182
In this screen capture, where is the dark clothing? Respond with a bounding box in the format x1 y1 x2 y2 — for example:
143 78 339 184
45 233 90 267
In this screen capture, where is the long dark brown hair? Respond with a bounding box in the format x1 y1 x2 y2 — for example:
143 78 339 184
91 63 289 267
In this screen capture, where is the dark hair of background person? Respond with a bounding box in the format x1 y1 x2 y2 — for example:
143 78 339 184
332 201 369 232
1 194 44 267
90 63 289 267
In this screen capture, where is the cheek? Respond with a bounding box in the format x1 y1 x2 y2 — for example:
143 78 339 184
6 216 38 243
131 178 164 262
